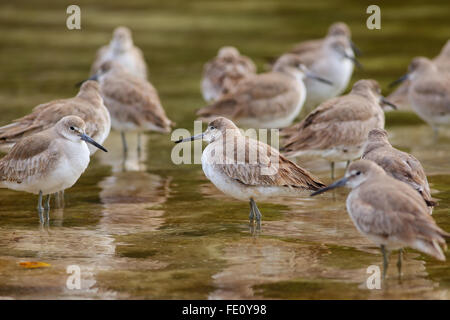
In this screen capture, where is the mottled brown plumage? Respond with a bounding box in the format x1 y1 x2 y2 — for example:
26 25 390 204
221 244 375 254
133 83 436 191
205 118 325 190
176 117 324 224
96 61 173 133
281 79 386 163
197 54 308 129
201 46 256 101
388 40 450 110
406 57 450 133
0 81 110 155
362 129 435 210
290 22 352 55
312 160 449 278
0 131 59 185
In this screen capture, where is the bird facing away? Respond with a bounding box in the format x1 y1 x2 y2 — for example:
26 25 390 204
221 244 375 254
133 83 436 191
0 81 111 156
175 117 325 227
197 54 333 129
290 22 360 56
362 128 435 212
387 40 450 110
278 36 360 113
88 60 173 156
90 26 148 79
201 46 257 102
281 79 396 178
391 57 450 136
0 116 107 223
311 160 449 279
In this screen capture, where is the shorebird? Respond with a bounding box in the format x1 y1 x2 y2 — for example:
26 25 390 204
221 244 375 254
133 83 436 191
197 54 333 129
290 22 360 56
276 36 360 113
175 117 325 226
0 81 111 156
362 129 435 212
86 61 173 156
90 26 148 79
311 160 449 279
201 46 256 102
387 40 450 110
390 57 450 136
281 79 396 178
0 116 107 223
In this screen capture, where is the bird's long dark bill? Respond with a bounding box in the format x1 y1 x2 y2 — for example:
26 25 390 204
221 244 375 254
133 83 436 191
80 134 108 152
380 97 397 110
345 54 363 69
310 177 348 196
174 133 204 144
306 72 334 86
389 74 409 88
350 40 362 56
75 74 98 88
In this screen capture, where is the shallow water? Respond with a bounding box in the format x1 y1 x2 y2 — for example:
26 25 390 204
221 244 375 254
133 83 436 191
0 0 449 299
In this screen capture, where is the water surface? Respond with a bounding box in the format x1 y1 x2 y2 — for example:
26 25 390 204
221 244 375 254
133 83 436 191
0 0 449 299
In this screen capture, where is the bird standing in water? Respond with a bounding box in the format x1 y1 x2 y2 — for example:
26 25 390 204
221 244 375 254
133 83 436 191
175 117 325 229
0 116 107 223
312 160 449 279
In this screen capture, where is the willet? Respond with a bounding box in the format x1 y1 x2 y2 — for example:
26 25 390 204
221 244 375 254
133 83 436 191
0 116 107 223
311 160 449 279
197 54 333 129
362 128 435 212
387 40 450 110
86 61 173 156
201 46 256 102
0 81 111 156
277 36 360 113
175 117 325 226
281 79 396 178
290 22 360 56
90 26 148 79
391 57 450 136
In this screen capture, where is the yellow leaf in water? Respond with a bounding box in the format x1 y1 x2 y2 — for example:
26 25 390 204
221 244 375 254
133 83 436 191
19 261 51 269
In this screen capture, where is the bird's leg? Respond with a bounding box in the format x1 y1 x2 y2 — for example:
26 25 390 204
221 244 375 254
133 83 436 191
381 245 390 280
330 162 335 180
249 199 255 222
37 191 44 224
60 190 65 209
345 160 350 169
44 194 51 211
121 131 128 156
250 198 262 222
137 132 142 158
397 249 403 281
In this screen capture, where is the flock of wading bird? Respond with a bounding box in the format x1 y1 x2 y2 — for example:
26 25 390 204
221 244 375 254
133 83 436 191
0 23 449 279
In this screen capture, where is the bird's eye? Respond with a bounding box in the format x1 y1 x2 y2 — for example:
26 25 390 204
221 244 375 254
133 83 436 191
70 126 75 131
356 171 361 176
209 126 215 130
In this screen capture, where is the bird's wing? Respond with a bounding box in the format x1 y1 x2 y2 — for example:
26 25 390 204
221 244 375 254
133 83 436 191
350 180 448 259
412 77 450 112
210 136 324 189
102 74 172 131
0 98 100 143
282 96 376 152
0 131 60 184
197 73 295 121
290 39 323 55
